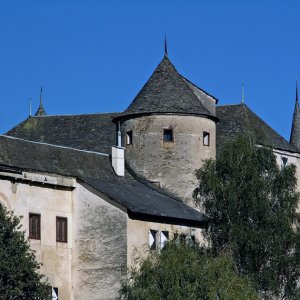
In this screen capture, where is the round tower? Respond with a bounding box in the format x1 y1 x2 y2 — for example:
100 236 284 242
115 55 218 206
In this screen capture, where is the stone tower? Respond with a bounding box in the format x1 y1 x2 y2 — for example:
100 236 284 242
115 54 218 205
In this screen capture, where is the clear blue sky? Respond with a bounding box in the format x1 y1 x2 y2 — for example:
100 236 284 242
1 1 300 140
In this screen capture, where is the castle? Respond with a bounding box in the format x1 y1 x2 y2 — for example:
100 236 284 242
0 50 299 299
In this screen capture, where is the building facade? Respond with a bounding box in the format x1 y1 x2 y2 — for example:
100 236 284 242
1 52 299 299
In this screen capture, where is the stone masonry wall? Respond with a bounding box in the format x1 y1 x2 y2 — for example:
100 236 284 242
122 115 216 206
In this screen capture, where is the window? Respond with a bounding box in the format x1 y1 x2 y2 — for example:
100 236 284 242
149 229 158 250
159 231 169 250
56 217 67 243
281 156 288 168
163 129 173 142
126 131 133 145
203 131 210 146
51 287 58 300
29 213 41 240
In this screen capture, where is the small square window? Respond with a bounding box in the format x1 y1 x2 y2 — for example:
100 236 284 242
29 213 41 240
56 217 67 243
203 131 210 146
126 131 133 145
163 129 173 142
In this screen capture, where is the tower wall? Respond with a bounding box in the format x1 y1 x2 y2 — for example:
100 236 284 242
122 114 216 205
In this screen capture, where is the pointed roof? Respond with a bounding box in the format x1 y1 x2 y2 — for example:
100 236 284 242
290 81 300 149
35 86 47 116
121 56 218 118
216 104 297 153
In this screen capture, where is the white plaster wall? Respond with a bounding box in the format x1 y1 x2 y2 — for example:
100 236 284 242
72 183 127 300
0 179 73 299
127 218 204 266
123 115 216 206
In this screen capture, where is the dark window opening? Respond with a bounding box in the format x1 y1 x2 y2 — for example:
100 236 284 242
149 229 158 250
126 131 133 145
281 157 288 167
163 129 173 142
203 131 210 146
56 217 67 243
29 213 41 240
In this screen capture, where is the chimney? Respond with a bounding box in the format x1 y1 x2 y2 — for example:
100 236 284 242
112 146 125 176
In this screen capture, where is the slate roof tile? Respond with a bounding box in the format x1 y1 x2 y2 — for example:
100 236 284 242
0 135 207 225
216 104 297 153
121 56 217 118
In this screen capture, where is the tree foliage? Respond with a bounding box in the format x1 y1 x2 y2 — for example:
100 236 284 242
119 243 258 300
0 205 50 299
194 136 300 299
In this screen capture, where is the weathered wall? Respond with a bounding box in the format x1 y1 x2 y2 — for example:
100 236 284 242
127 218 205 266
0 178 73 299
72 183 127 300
123 115 216 206
273 148 300 193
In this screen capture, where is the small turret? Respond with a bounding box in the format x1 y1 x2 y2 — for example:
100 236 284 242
35 86 47 116
290 81 300 149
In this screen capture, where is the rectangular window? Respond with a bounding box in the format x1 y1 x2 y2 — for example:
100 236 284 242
29 213 41 240
163 129 173 142
56 217 67 243
126 131 133 145
149 229 158 250
203 131 210 146
160 231 169 250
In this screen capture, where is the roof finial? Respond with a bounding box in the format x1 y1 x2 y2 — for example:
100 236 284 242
241 83 245 104
164 33 168 57
40 85 43 106
29 97 32 116
35 85 47 116
296 79 298 104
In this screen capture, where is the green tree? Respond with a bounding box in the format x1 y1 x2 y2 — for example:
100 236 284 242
194 136 300 299
119 243 258 300
0 205 50 299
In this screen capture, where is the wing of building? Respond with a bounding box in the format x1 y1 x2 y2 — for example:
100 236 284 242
1 52 299 299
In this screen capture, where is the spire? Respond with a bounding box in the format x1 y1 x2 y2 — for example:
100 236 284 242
29 97 32 116
164 33 168 57
241 83 245 104
290 80 300 149
35 85 47 116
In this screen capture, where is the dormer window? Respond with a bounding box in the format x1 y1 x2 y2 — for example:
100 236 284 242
163 129 173 142
203 132 210 146
126 131 133 145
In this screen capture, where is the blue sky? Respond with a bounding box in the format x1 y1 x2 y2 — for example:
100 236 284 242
1 1 300 140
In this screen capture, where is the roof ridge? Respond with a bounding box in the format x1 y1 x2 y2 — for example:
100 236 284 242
0 135 110 157
180 75 219 103
30 112 120 118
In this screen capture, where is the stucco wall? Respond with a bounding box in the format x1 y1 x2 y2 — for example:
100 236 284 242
0 178 73 299
72 183 127 300
273 148 300 192
123 115 216 206
127 218 204 266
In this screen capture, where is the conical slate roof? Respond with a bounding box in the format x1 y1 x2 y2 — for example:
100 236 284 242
123 56 217 118
290 82 300 149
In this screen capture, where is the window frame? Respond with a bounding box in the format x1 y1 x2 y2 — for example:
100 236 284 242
126 130 133 145
56 216 68 243
163 129 174 142
29 213 41 240
203 131 210 146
